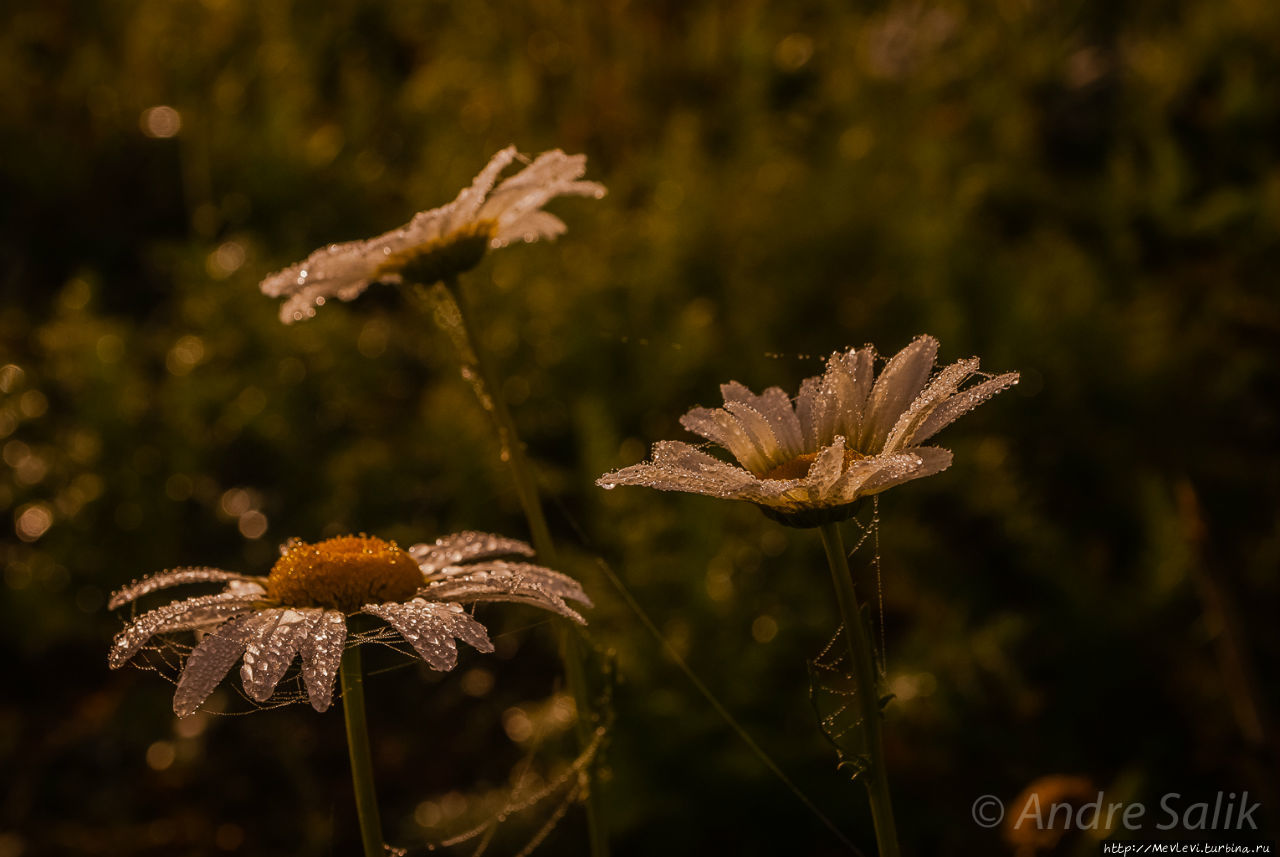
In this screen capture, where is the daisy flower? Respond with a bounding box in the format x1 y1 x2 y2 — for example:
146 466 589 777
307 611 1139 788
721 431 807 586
260 146 606 323
108 532 590 717
598 335 1019 526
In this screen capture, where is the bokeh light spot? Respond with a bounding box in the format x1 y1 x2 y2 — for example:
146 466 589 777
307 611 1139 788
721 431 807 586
140 105 182 138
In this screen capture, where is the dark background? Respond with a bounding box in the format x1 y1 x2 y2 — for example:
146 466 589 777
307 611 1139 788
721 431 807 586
2 1 1277 855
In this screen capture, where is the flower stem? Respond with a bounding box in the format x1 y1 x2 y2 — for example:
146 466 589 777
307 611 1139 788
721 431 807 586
818 521 901 857
340 642 384 857
413 278 609 857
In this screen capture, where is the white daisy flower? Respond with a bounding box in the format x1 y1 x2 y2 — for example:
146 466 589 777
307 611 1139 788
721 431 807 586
260 147 606 323
108 532 591 716
598 336 1019 526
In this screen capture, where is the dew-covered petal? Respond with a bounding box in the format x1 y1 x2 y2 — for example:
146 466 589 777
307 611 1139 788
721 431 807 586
721 383 804 458
363 600 494 672
444 146 519 229
910 372 1020 445
259 232 404 324
680 407 772 474
428 560 590 606
861 336 938 452
882 358 979 453
421 560 589 623
493 210 568 247
598 440 760 499
240 608 316 704
173 614 258 717
795 376 826 450
410 531 534 576
723 402 786 469
857 447 954 498
826 452 931 504
804 436 848 497
829 348 876 446
108 568 252 610
109 592 261 669
480 150 604 227
799 348 874 450
299 610 347 713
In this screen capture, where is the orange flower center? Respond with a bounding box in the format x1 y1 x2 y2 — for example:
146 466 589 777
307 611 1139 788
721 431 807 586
266 535 422 611
762 448 868 481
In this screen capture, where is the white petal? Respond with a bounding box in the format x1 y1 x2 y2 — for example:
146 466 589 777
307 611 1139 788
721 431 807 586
443 146 519 229
430 560 591 606
598 441 760 498
410 531 534 575
794 375 831 451
680 407 771 473
173 614 259 717
363 600 493 672
910 372 1020 445
239 608 314 704
804 436 848 497
109 592 260 669
861 336 938 452
108 568 251 610
299 611 347 713
827 452 929 504
493 210 567 247
421 561 589 623
800 348 874 450
882 358 978 453
723 402 786 468
722 383 804 458
830 348 876 446
859 447 955 497
480 150 602 226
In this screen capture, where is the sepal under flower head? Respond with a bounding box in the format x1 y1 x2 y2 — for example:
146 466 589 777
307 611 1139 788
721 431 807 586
598 336 1018 527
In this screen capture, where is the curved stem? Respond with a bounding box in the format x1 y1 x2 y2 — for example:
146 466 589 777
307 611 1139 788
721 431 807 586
340 643 384 857
818 521 901 857
412 278 609 857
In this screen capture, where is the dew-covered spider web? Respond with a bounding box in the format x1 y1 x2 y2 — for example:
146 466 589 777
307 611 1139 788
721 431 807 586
807 499 888 780
119 610 617 857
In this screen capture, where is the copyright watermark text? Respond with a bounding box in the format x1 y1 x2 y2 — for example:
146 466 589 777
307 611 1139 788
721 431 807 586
971 791 1263 833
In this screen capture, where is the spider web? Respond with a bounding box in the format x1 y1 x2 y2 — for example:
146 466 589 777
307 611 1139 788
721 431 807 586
806 500 889 781
126 622 616 856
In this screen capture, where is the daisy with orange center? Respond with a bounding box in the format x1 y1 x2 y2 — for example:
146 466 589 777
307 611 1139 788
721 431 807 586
108 532 590 716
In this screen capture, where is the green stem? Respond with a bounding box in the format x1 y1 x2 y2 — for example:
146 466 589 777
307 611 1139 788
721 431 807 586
818 521 901 857
340 642 384 857
413 277 609 857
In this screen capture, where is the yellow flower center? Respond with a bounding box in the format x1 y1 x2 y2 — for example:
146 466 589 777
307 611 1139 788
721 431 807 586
377 220 496 285
265 535 422 611
762 447 868 481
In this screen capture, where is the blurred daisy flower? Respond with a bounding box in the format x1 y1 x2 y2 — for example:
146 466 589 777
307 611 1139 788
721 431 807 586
598 336 1019 526
260 146 606 323
109 532 590 716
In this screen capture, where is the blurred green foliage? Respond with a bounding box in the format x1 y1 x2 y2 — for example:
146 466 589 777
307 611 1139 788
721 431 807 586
2 0 1278 855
